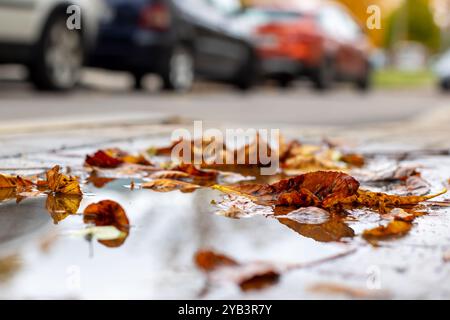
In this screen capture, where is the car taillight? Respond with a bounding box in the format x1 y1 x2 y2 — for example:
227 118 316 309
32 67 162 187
139 3 171 31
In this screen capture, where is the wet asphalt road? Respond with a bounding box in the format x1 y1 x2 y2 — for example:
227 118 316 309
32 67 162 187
0 67 449 127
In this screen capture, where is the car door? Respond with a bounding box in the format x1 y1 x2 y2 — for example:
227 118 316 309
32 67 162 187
172 0 248 79
0 0 36 43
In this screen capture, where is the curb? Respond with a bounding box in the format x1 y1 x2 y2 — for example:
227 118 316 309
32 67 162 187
0 112 181 135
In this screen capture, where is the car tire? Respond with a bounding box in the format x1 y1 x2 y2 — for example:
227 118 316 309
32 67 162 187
277 74 294 89
28 10 84 91
355 63 372 92
132 72 145 91
161 46 194 92
439 78 450 92
232 51 259 91
312 57 334 91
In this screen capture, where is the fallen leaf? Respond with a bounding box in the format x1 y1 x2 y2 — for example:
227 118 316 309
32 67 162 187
142 179 201 193
85 150 124 168
46 165 82 195
0 174 18 188
83 200 130 248
213 171 360 207
363 220 412 244
194 250 280 292
46 194 82 224
278 216 355 242
340 153 365 167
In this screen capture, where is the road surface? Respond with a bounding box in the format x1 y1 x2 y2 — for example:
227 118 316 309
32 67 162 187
0 67 449 127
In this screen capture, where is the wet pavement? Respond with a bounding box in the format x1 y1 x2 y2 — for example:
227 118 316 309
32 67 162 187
1 125 450 299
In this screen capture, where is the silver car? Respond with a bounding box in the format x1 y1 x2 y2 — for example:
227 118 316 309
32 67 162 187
0 0 104 90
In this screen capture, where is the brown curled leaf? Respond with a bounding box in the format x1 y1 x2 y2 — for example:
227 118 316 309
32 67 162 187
46 194 82 224
194 250 279 292
0 174 18 188
142 179 201 193
213 171 360 207
363 220 412 245
340 153 365 167
83 200 130 248
46 165 82 195
172 163 218 180
85 150 124 168
195 250 239 272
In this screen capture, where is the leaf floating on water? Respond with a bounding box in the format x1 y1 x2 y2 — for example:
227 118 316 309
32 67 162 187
278 217 355 242
215 195 274 219
363 220 412 245
195 250 239 271
142 179 201 193
46 194 82 224
194 250 280 292
83 200 130 248
46 165 82 195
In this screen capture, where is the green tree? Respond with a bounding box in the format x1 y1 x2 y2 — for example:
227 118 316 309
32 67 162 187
385 0 441 52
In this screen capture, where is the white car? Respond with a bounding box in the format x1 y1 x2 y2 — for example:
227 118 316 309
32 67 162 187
434 49 450 91
0 0 104 90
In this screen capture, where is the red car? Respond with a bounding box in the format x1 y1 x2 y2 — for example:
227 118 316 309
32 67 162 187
234 2 372 90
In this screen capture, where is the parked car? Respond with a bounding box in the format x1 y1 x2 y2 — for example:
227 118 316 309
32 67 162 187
0 0 103 90
88 0 259 92
231 1 372 90
434 49 450 91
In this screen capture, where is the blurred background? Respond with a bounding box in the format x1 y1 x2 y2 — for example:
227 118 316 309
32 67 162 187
1 0 450 127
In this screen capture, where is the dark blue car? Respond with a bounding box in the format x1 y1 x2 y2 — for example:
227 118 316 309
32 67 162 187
89 0 259 91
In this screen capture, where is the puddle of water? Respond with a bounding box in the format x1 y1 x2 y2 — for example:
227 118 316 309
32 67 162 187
0 178 347 299
0 141 449 299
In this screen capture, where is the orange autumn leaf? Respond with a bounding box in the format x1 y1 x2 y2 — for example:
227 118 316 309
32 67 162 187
195 250 239 271
85 150 124 168
172 163 218 180
83 200 130 248
363 220 412 244
0 174 18 188
214 171 360 207
46 165 82 195
340 153 365 167
213 171 446 210
83 200 129 231
142 179 201 193
46 194 82 224
194 250 280 292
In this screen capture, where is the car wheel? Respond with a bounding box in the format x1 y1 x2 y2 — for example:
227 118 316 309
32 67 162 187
277 74 294 89
355 63 372 92
312 57 334 91
439 78 450 92
29 12 84 91
161 47 194 92
233 50 259 91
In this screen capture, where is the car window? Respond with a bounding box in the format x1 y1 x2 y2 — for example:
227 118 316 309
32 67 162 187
319 5 360 41
173 0 227 26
